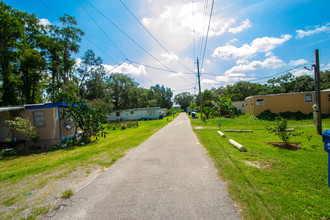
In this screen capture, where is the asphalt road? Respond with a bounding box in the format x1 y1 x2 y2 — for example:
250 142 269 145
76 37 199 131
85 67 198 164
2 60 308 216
45 113 240 219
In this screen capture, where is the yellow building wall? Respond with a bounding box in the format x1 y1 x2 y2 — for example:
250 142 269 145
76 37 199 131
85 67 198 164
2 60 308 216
245 91 330 116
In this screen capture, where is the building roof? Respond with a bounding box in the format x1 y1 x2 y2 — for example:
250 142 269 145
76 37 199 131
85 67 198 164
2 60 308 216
0 103 69 112
245 89 330 100
24 102 69 109
0 106 25 113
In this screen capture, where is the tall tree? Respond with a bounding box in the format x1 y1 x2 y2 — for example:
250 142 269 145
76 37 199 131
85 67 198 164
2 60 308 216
0 3 24 105
107 73 139 110
174 92 194 111
77 49 104 98
57 14 84 92
149 84 173 109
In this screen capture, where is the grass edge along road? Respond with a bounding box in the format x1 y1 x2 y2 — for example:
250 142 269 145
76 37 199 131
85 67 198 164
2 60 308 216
190 114 330 220
0 114 178 219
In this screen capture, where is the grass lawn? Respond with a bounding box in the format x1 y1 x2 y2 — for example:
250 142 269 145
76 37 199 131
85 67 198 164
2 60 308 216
0 114 178 219
191 114 330 220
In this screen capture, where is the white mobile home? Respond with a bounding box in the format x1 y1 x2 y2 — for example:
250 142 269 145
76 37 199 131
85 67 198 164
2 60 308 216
106 107 162 121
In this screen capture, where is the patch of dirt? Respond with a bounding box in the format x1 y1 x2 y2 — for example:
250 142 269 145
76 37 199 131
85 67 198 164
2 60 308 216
242 160 272 170
194 126 219 130
268 142 301 150
0 165 106 219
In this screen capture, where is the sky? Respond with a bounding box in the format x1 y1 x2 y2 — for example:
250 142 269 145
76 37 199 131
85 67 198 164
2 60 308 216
5 0 330 96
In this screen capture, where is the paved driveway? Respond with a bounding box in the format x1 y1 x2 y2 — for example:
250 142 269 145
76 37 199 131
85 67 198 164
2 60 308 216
45 113 239 219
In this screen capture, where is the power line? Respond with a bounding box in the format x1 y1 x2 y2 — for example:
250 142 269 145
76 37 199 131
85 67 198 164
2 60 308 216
197 0 209 59
40 0 123 66
75 0 128 60
200 0 214 70
191 0 196 65
83 36 119 64
39 0 60 16
249 64 307 82
118 0 194 73
84 0 178 74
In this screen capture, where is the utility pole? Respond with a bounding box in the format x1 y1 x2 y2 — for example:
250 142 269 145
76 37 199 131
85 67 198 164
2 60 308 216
314 49 322 135
197 58 202 120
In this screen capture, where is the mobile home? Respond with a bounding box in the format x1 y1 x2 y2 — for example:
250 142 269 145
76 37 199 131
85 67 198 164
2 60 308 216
245 89 330 116
0 103 79 147
106 107 162 121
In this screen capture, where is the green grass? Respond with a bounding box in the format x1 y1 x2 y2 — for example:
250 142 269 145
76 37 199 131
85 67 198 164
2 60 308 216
0 114 178 219
190 114 330 220
61 189 74 199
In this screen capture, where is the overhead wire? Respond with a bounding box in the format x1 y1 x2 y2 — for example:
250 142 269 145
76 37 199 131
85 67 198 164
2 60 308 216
249 64 308 82
75 0 128 60
40 0 123 65
118 0 194 73
197 0 209 59
200 0 214 70
84 0 177 74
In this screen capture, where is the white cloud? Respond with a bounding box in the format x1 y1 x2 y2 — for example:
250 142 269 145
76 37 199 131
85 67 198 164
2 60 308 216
141 1 249 55
225 56 286 75
103 62 146 76
161 52 179 62
227 38 239 45
228 19 252 34
201 79 216 84
212 34 292 59
39 18 51 26
170 71 184 77
288 59 308 66
321 62 330 71
296 23 330 39
215 75 254 83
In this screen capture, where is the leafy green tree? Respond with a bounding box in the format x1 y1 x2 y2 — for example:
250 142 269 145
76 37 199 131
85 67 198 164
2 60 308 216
77 49 103 97
149 84 173 109
58 14 84 91
174 92 194 111
18 49 46 104
63 97 106 143
6 117 39 144
107 73 139 110
320 70 330 90
0 3 25 105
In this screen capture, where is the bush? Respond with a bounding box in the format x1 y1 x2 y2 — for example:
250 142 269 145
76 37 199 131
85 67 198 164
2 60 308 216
6 117 39 144
266 117 300 144
258 110 277 121
121 123 127 130
258 110 312 121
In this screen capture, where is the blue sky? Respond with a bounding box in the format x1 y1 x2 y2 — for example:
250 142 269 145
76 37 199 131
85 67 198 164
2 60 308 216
5 0 330 96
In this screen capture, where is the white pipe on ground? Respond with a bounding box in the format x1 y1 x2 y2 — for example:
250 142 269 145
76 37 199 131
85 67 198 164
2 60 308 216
229 139 247 152
217 131 226 138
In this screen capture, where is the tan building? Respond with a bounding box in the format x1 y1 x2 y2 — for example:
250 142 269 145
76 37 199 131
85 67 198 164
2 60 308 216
0 103 79 147
245 89 330 116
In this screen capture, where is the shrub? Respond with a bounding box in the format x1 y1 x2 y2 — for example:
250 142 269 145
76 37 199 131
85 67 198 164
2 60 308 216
258 110 312 121
257 110 277 121
6 117 39 144
121 123 127 130
266 117 300 144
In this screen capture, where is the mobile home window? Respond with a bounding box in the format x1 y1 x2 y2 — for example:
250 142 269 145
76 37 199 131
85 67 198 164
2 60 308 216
33 111 45 127
256 99 264 106
328 94 330 101
116 112 120 117
250 100 253 106
130 111 134 114
304 94 313 103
